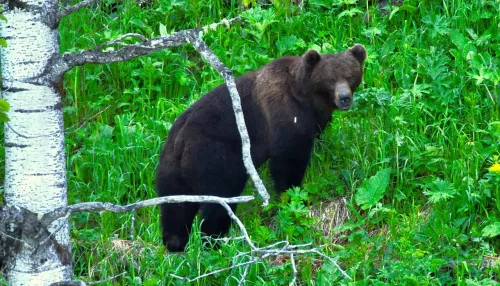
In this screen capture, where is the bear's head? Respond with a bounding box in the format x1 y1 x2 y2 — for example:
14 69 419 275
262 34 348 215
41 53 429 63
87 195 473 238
300 44 366 111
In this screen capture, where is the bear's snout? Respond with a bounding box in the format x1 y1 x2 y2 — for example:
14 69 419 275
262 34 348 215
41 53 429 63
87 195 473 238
339 93 351 105
335 82 353 110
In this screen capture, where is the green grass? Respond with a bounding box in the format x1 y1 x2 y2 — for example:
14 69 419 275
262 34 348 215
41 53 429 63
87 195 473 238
4 0 500 284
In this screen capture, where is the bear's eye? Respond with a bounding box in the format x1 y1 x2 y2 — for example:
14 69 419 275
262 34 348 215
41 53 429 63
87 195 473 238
330 80 335 85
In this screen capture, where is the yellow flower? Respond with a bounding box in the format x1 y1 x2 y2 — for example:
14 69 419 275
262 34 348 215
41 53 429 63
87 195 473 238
489 163 500 173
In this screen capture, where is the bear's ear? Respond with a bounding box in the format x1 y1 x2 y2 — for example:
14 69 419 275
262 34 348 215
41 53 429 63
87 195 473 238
349 44 366 64
303 50 321 67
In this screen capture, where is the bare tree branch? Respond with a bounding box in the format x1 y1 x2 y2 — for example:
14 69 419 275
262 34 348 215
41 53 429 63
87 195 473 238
129 209 136 243
201 16 241 33
64 105 112 135
42 29 192 83
212 197 258 249
238 263 251 286
95 33 148 49
311 249 351 280
212 235 245 243
290 253 297 286
48 271 126 286
0 231 31 250
42 17 241 84
57 0 101 20
174 238 352 283
40 195 255 227
4 122 46 139
86 272 126 285
49 281 85 286
186 32 270 206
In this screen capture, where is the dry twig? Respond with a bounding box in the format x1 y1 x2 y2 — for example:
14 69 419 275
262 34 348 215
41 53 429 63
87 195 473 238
49 271 126 286
40 195 254 227
57 0 101 20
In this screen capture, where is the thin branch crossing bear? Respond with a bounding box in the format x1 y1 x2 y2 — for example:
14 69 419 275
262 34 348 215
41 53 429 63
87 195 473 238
156 44 366 251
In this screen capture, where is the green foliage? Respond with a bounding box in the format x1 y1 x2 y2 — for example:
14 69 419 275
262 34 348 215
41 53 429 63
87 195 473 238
0 7 7 48
422 178 457 204
243 0 257 7
0 99 10 122
0 7 6 22
272 187 321 243
389 4 417 20
315 259 346 285
482 222 500 238
355 168 391 210
0 0 492 284
275 35 306 55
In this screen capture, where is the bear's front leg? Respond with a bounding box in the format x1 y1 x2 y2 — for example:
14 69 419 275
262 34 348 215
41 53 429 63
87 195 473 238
269 154 311 193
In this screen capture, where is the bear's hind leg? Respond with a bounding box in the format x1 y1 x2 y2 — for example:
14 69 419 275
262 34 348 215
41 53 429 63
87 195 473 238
200 203 238 239
160 202 200 252
196 148 247 242
157 170 201 252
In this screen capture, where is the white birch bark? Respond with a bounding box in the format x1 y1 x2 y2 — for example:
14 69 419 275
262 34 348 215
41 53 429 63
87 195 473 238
1 0 72 284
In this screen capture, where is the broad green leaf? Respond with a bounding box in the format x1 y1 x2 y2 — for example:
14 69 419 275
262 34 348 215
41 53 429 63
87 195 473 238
0 14 7 22
99 124 114 140
339 8 363 18
355 168 391 210
159 23 168 37
63 106 77 115
423 178 457 204
0 112 9 122
308 43 333 54
0 38 6 48
103 30 112 40
0 99 10 112
308 0 334 9
130 18 146 28
170 0 184 7
275 35 305 54
449 29 477 54
316 260 343 284
143 278 160 286
243 0 256 7
389 5 416 21
482 222 500 238
398 5 417 12
287 187 308 203
389 7 399 21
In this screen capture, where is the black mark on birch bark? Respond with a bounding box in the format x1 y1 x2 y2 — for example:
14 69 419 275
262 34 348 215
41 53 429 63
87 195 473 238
4 142 29 148
8 0 27 10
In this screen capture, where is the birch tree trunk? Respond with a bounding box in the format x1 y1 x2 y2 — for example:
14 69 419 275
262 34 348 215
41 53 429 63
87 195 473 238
1 0 72 284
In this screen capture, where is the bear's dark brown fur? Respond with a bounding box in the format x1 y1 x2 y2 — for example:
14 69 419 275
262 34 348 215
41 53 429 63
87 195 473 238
156 44 366 251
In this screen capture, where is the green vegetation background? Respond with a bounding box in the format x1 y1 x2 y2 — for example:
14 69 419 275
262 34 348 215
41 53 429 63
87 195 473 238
4 0 500 284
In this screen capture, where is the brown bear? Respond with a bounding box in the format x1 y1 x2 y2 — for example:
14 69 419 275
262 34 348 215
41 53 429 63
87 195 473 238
156 44 366 251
